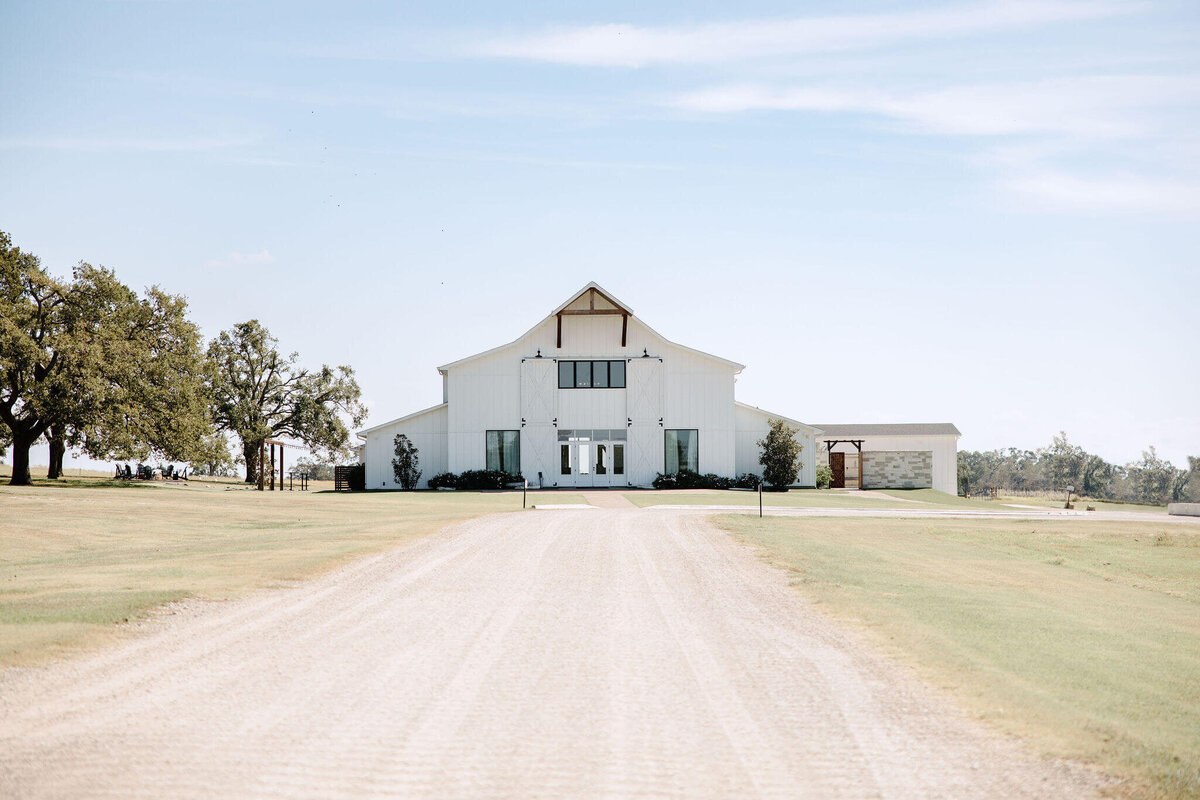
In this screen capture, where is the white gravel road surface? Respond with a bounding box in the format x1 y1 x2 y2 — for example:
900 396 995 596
0 509 1100 799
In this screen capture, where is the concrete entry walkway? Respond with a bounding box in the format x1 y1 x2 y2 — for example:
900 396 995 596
0 508 1100 799
581 490 638 509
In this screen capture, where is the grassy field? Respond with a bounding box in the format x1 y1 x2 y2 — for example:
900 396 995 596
0 481 581 667
719 514 1200 798
624 487 1009 510
623 487 1171 516
994 494 1170 514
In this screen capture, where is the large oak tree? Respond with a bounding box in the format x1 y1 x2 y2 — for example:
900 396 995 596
0 232 212 485
207 320 366 483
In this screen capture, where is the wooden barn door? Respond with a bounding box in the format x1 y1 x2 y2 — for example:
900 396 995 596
626 358 663 485
830 452 846 488
520 358 557 487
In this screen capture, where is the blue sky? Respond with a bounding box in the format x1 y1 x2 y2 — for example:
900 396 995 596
2 0 1198 470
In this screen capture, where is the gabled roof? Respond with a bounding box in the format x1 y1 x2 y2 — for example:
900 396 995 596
735 401 823 434
814 423 962 437
437 281 744 373
356 402 447 438
551 281 633 316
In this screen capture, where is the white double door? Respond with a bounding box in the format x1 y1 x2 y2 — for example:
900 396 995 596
559 437 625 487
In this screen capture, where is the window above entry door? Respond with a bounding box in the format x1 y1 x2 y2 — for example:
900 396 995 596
557 360 627 389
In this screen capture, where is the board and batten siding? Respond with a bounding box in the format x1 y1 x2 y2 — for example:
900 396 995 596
734 404 818 488
443 311 739 485
363 404 448 490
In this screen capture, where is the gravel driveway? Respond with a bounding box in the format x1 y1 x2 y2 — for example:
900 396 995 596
0 509 1099 798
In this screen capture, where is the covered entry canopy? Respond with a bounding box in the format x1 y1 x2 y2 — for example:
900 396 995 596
824 439 864 489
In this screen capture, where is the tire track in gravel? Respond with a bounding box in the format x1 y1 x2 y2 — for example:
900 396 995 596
0 508 1103 799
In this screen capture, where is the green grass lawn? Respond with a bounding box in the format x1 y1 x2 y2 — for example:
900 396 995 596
874 488 1031 510
0 482 580 666
994 494 1169 514
623 487 1027 510
719 514 1200 799
622 488 917 508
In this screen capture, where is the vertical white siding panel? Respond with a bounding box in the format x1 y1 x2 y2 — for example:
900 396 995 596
363 405 448 489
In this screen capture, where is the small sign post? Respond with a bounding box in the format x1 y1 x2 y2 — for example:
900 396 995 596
759 478 763 518
523 479 528 509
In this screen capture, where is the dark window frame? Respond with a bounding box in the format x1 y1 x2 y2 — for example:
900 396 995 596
664 429 699 474
575 360 592 388
557 360 627 389
486 430 521 477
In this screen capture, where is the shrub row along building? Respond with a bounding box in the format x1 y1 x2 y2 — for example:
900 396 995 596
358 283 959 492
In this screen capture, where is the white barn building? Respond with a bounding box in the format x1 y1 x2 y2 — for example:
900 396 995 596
358 283 958 493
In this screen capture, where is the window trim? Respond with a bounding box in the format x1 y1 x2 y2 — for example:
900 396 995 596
664 429 699 475
557 360 627 389
486 429 521 477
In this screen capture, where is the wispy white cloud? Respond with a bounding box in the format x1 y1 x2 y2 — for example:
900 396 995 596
671 72 1200 216
671 75 1200 139
204 249 277 269
471 1 1139 67
997 169 1200 215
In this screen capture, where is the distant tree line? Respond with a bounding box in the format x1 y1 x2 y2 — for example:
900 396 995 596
959 432 1199 505
1 231 366 486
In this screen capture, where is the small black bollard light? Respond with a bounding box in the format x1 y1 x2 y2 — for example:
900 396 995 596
759 478 763 518
523 478 528 509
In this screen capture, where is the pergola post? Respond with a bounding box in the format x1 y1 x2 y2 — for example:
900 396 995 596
258 441 265 491
824 439 865 490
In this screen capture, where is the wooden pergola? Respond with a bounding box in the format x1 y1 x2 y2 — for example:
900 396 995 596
556 286 630 348
257 438 296 491
825 439 865 490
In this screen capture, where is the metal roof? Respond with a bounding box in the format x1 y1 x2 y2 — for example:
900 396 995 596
734 402 822 433
356 402 447 438
814 423 961 437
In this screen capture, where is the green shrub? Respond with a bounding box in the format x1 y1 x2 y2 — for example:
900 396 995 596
457 469 521 490
758 418 803 490
652 469 749 490
733 473 761 490
391 434 422 490
816 465 832 489
427 472 459 490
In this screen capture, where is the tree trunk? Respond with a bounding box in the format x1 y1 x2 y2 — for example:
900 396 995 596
243 440 260 484
9 433 33 486
47 427 65 480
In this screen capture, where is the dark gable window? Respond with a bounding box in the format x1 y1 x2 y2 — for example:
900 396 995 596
557 360 626 389
610 360 625 388
486 430 520 476
575 360 592 388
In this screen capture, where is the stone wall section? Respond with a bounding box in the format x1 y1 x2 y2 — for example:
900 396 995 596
862 450 932 490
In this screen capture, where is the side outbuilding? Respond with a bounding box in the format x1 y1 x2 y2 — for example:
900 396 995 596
815 423 961 495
